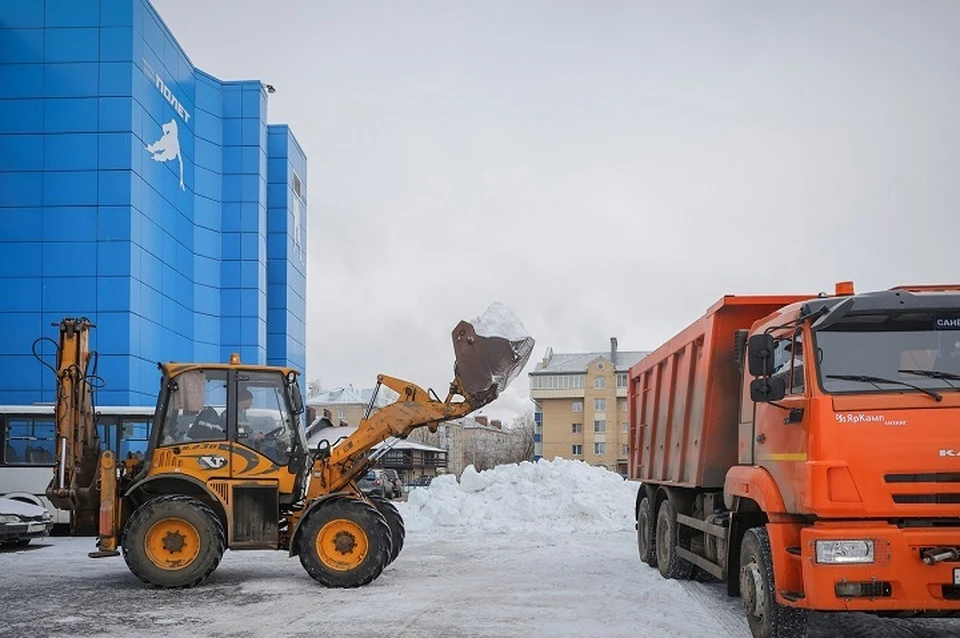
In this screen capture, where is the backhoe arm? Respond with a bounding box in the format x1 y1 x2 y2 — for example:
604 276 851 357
42 317 101 535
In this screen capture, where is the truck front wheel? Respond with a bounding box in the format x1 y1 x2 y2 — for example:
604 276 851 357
739 527 806 638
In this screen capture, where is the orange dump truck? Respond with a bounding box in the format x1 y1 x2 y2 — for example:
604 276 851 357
628 282 960 638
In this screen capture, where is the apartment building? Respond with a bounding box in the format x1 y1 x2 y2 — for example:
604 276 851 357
529 338 648 476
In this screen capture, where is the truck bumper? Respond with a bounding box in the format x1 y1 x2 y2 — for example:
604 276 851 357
797 522 960 612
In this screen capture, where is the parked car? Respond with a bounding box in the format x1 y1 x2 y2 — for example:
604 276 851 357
356 469 389 498
0 497 53 548
380 468 403 498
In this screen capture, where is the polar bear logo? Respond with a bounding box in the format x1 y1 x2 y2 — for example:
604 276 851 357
145 119 184 190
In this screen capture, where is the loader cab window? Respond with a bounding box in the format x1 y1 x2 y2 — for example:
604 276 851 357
235 371 296 466
158 369 229 445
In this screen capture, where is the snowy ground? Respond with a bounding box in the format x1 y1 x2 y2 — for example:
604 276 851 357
3 459 960 638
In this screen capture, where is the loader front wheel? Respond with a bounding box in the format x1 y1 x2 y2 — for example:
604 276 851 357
369 493 405 565
121 495 225 589
298 498 392 588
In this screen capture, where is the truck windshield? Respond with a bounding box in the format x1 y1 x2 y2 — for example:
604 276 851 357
815 312 960 395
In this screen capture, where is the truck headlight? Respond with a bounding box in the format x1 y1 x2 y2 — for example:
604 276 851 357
815 540 875 564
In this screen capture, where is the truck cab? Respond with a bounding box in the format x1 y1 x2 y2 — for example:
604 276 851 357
743 285 960 612
629 283 960 638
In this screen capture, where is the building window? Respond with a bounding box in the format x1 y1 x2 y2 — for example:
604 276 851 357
594 398 606 412
616 372 628 388
621 444 628 456
572 400 583 413
619 400 627 413
571 422 582 434
594 420 606 433
572 444 583 456
594 376 606 390
621 421 628 433
594 442 606 455
337 409 345 420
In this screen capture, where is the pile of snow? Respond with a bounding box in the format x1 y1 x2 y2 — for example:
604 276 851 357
395 457 640 537
469 301 530 342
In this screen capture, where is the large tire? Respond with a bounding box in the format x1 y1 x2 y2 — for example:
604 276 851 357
636 496 657 567
739 526 807 638
121 495 225 589
298 498 392 588
369 494 405 565
655 498 693 580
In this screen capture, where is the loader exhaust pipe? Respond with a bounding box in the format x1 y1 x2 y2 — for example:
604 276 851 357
452 303 535 409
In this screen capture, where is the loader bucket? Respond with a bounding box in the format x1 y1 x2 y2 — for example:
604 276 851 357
451 303 535 409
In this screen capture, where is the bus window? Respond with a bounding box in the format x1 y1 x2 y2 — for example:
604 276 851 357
96 420 118 456
120 419 151 461
5 418 56 465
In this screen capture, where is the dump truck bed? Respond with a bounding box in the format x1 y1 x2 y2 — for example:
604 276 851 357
627 294 809 489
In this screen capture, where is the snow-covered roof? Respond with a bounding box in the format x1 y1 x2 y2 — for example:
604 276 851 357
531 350 650 374
305 424 445 453
307 386 366 405
307 385 399 408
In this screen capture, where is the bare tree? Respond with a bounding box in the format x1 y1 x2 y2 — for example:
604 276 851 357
307 378 323 398
504 410 536 464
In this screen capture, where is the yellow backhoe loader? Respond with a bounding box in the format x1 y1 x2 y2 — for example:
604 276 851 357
40 304 534 588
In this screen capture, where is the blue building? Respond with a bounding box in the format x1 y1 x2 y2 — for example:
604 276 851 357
0 0 308 406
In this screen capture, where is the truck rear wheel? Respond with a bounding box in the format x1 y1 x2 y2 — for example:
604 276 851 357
636 496 657 567
298 498 392 588
739 526 806 638
655 498 693 579
369 494 405 565
121 495 225 589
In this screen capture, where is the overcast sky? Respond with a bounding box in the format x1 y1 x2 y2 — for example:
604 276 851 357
152 0 960 423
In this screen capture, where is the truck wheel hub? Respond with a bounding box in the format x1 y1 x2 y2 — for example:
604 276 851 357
740 561 766 619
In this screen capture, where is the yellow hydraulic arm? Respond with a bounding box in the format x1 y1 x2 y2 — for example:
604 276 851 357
41 317 102 535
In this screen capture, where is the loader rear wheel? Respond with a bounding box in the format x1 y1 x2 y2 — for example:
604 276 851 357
298 498 392 588
369 493 405 565
636 496 657 567
121 495 225 589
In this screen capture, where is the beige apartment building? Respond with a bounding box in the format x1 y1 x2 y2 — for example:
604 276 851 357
529 338 648 476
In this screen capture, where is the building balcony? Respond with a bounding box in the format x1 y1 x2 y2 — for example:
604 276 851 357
530 388 586 400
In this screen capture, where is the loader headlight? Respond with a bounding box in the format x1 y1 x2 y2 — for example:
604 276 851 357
815 540 875 564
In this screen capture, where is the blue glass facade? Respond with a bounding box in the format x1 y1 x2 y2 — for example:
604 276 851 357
0 0 308 406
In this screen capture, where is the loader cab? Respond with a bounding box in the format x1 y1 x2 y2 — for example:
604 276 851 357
143 361 308 503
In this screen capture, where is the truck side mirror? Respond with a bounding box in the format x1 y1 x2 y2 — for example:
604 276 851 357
747 334 777 377
750 377 786 403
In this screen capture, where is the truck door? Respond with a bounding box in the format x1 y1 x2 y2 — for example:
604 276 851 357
753 329 809 512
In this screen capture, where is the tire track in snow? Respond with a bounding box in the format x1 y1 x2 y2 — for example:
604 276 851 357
679 581 752 637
